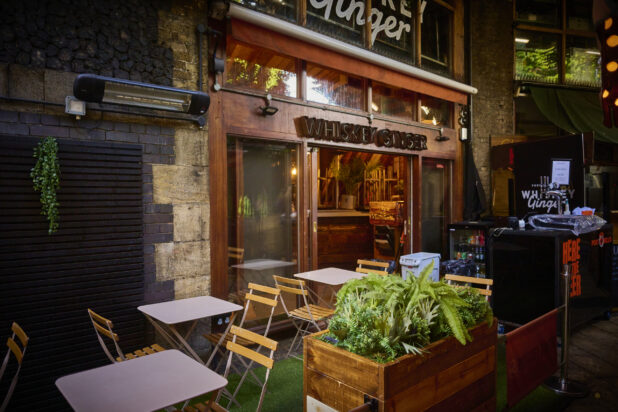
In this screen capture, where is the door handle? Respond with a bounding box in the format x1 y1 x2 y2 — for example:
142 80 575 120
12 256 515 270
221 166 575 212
313 221 317 233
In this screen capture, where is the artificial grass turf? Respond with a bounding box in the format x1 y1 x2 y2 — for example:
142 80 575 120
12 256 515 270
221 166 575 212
165 341 570 412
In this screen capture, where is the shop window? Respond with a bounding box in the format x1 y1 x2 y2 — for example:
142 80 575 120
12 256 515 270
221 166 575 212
307 63 364 110
567 0 593 31
515 30 560 84
515 0 561 28
420 1 452 76
371 0 415 64
225 39 298 97
372 82 416 121
232 0 297 23
306 0 365 48
419 94 451 127
227 138 299 321
565 36 601 87
421 158 450 256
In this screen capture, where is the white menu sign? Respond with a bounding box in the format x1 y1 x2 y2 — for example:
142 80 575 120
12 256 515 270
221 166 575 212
551 159 570 185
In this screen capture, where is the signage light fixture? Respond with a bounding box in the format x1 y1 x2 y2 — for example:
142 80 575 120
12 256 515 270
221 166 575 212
73 74 210 116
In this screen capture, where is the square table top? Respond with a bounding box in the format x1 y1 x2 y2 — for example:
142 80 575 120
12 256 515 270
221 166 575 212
138 296 243 325
294 267 366 286
231 259 297 271
56 350 227 412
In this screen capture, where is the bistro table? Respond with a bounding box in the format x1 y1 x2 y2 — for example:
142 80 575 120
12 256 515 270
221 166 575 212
56 350 227 412
138 296 243 367
294 267 366 307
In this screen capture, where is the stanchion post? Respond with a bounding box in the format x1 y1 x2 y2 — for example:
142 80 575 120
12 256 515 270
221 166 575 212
545 263 588 397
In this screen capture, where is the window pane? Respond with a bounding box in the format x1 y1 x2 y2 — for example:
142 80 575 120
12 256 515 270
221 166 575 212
515 30 560 83
371 1 415 64
225 39 297 97
307 63 364 109
232 0 297 23
372 82 416 121
421 2 451 76
419 95 451 127
567 0 593 31
515 0 561 28
421 158 449 255
306 0 364 48
566 36 601 87
227 138 299 320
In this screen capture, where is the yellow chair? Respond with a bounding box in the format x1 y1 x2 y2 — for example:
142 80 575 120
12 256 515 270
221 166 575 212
444 274 493 302
273 275 334 357
1 322 28 412
88 308 165 363
356 259 390 275
186 326 278 412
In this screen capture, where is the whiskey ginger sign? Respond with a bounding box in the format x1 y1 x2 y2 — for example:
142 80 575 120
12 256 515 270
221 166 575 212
297 116 428 151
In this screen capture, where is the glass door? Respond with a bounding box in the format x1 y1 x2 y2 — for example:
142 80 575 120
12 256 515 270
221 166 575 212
421 158 451 256
227 137 299 324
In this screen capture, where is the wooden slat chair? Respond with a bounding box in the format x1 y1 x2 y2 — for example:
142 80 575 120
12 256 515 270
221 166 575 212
444 274 493 302
203 283 279 387
273 275 334 357
1 322 28 412
356 259 390 275
87 308 165 363
186 326 278 412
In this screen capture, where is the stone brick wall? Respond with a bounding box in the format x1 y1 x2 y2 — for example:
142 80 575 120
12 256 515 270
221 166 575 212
0 0 174 85
469 1 514 204
0 0 212 303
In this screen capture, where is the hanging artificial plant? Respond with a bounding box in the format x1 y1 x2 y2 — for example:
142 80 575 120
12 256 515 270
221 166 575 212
30 136 60 234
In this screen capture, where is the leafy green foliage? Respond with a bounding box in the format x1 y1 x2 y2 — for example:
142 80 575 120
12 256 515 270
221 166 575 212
324 263 493 362
30 137 60 234
329 156 381 195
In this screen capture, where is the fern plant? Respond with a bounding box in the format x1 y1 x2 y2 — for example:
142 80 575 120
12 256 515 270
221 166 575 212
31 136 60 234
325 262 493 362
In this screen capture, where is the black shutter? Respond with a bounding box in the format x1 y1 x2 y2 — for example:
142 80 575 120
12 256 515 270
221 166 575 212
0 135 145 411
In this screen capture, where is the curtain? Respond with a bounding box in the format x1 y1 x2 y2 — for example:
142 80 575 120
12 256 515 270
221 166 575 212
530 86 618 143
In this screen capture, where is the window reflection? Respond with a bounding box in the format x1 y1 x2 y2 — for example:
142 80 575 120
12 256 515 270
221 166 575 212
515 30 560 83
225 39 297 97
307 63 364 110
419 95 451 127
372 82 416 121
565 36 601 87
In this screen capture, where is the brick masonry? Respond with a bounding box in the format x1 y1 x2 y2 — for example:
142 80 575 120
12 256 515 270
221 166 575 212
469 1 514 203
0 108 176 303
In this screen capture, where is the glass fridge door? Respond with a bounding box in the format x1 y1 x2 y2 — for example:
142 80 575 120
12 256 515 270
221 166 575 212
449 227 487 277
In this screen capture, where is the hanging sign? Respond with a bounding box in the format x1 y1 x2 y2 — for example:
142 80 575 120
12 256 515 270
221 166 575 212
297 116 428 151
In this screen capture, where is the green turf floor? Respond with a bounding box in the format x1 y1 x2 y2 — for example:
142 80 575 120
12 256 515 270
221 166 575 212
168 343 572 412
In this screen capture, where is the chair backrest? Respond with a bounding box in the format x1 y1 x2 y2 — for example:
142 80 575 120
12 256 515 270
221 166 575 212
223 326 278 412
1 322 29 412
272 275 310 315
444 274 493 302
238 283 280 335
228 246 244 263
87 308 126 363
356 259 389 275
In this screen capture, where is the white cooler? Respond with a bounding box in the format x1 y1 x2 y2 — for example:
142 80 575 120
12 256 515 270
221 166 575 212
400 252 440 282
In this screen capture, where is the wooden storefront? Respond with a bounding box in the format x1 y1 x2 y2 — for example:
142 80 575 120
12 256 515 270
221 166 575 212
207 1 473 300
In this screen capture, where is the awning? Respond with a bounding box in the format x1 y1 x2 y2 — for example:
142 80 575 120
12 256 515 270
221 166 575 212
530 85 618 143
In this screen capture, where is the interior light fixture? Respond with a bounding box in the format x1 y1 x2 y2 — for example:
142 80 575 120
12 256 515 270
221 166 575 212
515 37 530 44
421 105 430 115
73 74 210 115
586 50 601 55
259 93 279 116
435 127 449 142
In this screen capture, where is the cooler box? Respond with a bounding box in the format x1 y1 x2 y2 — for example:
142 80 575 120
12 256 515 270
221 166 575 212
400 252 440 282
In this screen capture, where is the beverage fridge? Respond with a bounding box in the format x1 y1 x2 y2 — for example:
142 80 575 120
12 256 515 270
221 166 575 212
448 221 494 277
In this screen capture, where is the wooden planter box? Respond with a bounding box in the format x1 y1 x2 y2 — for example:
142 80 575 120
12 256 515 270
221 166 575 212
303 320 497 412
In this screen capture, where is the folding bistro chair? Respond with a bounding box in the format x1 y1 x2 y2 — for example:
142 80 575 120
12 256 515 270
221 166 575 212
444 274 493 302
1 322 28 412
87 308 165 363
186 326 278 412
203 282 279 385
273 275 334 357
356 259 390 275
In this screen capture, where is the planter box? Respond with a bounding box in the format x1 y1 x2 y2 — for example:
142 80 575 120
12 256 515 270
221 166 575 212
303 320 497 412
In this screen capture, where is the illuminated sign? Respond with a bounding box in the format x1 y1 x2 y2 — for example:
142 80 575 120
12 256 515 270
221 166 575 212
297 116 428 151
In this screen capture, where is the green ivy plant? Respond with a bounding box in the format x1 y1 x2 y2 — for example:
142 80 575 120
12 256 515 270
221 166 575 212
30 137 60 234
